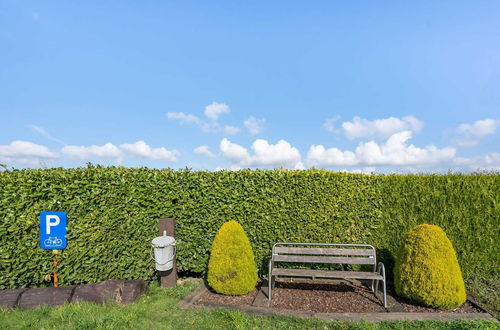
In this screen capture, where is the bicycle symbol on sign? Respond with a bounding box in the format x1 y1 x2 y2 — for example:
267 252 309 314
44 236 63 247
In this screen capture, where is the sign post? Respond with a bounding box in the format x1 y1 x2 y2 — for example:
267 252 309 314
158 217 177 287
40 211 67 287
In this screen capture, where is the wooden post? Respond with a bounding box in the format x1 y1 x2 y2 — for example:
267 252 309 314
158 217 177 287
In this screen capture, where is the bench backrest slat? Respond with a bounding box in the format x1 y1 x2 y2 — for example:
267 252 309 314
274 247 374 256
273 255 375 265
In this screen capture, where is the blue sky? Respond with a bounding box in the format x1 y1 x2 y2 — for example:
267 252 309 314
1 1 499 172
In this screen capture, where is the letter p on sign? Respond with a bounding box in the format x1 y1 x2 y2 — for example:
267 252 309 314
46 215 60 234
40 211 67 249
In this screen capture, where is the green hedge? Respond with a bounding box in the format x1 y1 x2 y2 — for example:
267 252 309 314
0 167 498 309
377 174 499 310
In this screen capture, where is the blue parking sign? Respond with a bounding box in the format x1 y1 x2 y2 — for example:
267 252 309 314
40 211 67 249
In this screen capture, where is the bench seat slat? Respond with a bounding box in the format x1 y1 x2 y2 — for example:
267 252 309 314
273 255 375 265
274 247 374 256
272 268 383 280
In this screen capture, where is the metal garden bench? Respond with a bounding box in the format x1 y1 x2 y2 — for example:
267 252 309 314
268 242 387 307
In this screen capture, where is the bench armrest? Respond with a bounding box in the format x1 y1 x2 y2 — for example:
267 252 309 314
377 262 385 278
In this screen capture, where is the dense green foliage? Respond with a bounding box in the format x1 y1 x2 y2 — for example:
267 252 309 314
208 220 258 295
377 174 499 311
394 224 466 309
1 281 497 330
0 166 498 311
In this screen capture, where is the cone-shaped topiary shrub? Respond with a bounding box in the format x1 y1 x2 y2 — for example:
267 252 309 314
394 224 466 309
207 220 258 295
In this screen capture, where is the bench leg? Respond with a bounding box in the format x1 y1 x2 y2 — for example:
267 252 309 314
268 260 272 301
382 278 387 308
375 262 387 308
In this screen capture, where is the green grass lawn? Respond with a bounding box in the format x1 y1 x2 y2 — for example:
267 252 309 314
0 281 498 330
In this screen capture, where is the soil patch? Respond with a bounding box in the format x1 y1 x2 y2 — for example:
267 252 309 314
197 281 261 306
387 287 482 313
196 278 485 314
270 279 386 313
181 279 493 322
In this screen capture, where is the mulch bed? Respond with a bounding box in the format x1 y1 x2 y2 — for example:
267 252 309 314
196 278 484 314
387 287 482 313
270 280 386 313
198 281 262 306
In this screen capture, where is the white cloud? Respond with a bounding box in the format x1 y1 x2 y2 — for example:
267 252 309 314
306 131 456 167
167 106 239 135
61 141 178 163
220 138 251 164
355 131 455 166
166 112 201 125
166 112 219 133
61 142 122 160
244 117 265 135
322 116 340 133
204 102 230 120
453 152 500 172
219 138 301 168
294 161 305 170
250 139 301 167
29 125 66 145
194 145 215 158
452 118 500 147
223 125 240 135
307 145 358 167
340 116 424 140
120 141 178 162
0 140 57 164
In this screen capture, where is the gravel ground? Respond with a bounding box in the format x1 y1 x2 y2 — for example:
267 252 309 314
197 279 483 314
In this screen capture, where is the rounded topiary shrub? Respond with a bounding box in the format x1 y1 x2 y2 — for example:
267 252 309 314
207 220 258 295
394 224 466 309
